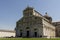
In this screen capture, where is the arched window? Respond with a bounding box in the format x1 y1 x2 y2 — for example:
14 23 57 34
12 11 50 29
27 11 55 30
26 27 30 29
34 28 37 31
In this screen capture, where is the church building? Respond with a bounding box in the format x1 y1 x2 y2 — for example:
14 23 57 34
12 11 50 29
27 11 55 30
15 7 55 38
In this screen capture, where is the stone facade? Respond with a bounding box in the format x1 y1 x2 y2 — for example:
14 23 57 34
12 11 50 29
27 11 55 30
43 19 55 38
15 7 55 38
52 22 60 37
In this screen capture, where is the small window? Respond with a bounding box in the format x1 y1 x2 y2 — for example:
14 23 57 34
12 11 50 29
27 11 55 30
35 17 37 19
34 29 37 31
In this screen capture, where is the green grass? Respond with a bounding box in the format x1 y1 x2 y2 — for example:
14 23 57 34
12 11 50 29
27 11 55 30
0 38 60 40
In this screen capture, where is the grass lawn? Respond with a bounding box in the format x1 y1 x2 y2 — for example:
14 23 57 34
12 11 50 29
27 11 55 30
0 38 60 40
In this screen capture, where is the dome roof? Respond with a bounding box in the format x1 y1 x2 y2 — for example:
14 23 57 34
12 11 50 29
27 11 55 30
44 12 51 18
44 12 52 22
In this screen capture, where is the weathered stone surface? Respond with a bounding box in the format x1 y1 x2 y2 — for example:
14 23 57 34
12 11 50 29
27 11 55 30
15 7 55 38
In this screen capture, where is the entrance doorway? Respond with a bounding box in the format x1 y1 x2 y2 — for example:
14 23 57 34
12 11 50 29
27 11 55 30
34 32 37 37
26 31 29 37
20 32 22 37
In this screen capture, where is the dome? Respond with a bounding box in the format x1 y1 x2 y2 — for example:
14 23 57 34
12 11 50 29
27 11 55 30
44 12 52 22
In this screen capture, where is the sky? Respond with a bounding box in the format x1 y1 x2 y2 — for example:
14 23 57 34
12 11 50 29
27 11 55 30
0 0 60 30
